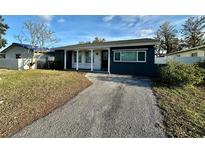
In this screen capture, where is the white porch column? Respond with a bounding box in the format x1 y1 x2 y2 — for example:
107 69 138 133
64 50 67 70
76 50 79 70
91 49 94 71
108 48 110 73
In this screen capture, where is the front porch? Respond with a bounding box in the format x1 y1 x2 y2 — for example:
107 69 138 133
63 48 110 73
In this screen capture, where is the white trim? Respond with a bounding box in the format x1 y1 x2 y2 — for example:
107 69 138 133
76 50 79 70
108 48 110 73
113 50 147 63
113 51 121 62
91 49 93 71
73 51 82 64
85 50 91 63
112 48 148 51
53 42 156 51
191 52 198 57
64 50 66 70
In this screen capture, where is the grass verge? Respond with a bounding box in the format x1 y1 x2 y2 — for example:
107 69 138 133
152 81 205 137
0 69 91 137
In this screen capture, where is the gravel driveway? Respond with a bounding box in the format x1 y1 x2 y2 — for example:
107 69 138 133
13 73 165 138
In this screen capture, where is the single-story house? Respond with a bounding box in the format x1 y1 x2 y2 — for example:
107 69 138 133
0 43 54 69
167 45 205 60
53 38 158 76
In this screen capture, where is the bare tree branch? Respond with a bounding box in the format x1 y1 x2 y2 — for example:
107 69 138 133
14 21 58 69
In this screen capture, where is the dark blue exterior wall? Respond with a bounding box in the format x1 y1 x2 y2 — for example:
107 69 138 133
66 51 72 69
54 50 64 70
110 45 156 77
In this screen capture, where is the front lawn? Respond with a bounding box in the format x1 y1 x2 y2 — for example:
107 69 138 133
152 83 205 137
0 69 91 137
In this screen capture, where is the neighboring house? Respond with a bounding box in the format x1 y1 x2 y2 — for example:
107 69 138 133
155 45 205 65
53 38 158 76
166 45 205 63
0 43 54 69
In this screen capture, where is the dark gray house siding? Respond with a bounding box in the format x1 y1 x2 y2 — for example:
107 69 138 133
53 39 158 76
66 51 72 69
110 45 156 76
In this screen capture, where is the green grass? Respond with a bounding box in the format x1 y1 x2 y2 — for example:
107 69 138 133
0 69 91 137
152 82 205 137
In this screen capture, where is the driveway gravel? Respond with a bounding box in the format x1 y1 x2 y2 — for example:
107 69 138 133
13 73 165 138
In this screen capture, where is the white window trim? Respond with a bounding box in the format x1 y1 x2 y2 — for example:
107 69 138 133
85 51 91 63
114 51 121 62
84 51 95 64
191 52 198 57
113 49 147 63
73 51 82 63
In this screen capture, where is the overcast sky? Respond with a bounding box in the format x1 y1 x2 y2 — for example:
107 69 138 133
2 15 191 48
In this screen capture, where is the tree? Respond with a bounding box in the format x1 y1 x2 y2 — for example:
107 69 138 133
37 23 58 49
181 16 205 48
78 41 91 44
92 37 106 43
15 21 57 68
0 16 9 49
155 21 180 55
78 37 106 44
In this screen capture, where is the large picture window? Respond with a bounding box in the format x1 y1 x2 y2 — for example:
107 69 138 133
114 50 146 62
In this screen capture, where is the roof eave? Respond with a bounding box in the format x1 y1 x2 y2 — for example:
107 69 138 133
52 41 158 51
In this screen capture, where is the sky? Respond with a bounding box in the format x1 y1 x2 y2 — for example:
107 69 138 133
2 15 191 49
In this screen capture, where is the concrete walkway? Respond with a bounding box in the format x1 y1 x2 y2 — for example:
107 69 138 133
13 73 165 138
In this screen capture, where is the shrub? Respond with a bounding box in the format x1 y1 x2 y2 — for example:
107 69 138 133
160 61 205 86
197 61 205 69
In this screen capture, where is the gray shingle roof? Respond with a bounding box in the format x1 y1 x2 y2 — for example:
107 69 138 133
53 38 158 50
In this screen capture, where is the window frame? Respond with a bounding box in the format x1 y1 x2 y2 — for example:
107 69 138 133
0 54 6 59
114 51 121 62
73 51 82 63
85 51 91 63
85 51 95 63
113 49 147 63
191 52 198 57
16 54 21 59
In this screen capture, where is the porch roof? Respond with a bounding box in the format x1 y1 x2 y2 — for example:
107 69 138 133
52 38 158 51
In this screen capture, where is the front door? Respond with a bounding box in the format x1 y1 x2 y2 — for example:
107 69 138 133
101 50 108 70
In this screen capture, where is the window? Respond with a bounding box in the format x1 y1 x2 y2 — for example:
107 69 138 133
138 51 146 62
114 50 146 62
74 52 82 63
16 54 21 59
121 52 137 61
85 51 91 63
191 53 198 57
85 51 94 63
0 54 6 59
114 51 120 61
79 54 82 63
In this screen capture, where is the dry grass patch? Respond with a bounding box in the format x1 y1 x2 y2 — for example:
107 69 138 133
0 69 91 137
152 82 205 137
